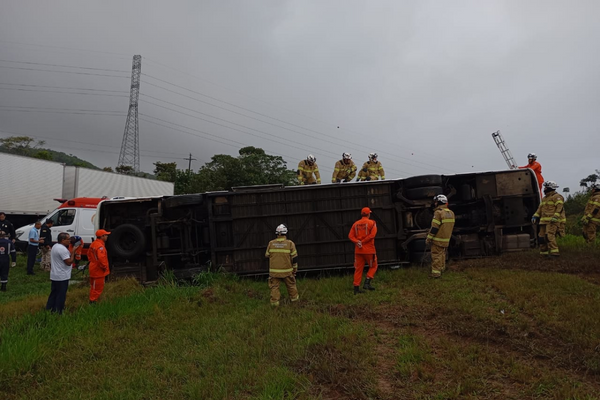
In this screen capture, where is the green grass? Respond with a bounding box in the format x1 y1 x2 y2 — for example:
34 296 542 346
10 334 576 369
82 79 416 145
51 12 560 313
1 248 600 399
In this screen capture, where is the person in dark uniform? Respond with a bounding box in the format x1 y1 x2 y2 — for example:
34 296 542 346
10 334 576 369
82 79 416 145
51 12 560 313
0 230 17 292
0 212 16 243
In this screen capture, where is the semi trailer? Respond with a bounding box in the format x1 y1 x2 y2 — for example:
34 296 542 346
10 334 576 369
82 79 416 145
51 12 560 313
95 169 540 283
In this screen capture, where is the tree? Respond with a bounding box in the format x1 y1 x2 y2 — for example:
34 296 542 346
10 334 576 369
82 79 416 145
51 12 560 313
102 167 114 172
33 150 53 161
153 161 178 182
0 135 45 155
190 147 296 192
116 165 134 175
579 171 600 188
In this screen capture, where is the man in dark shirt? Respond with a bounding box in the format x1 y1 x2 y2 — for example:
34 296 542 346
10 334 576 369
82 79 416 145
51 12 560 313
0 212 16 243
39 219 54 271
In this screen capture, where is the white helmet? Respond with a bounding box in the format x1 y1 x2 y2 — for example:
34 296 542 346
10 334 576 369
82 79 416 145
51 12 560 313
342 152 352 160
434 194 448 204
306 154 316 164
591 182 600 191
543 181 559 190
368 152 378 161
275 224 288 235
527 153 537 160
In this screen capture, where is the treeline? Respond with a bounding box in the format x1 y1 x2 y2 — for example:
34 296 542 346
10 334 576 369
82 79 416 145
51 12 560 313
154 146 296 194
0 136 98 169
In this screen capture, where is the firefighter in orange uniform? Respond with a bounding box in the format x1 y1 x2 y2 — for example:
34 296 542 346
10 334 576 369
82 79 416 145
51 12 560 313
265 224 299 307
348 207 378 294
518 153 544 195
88 229 110 304
426 195 455 278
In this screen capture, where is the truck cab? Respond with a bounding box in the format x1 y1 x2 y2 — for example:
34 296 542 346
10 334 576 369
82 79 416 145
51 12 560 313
15 198 104 252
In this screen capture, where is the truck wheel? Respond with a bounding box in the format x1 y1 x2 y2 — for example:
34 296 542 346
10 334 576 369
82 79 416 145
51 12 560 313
108 224 146 259
405 186 443 200
404 175 442 189
164 194 203 208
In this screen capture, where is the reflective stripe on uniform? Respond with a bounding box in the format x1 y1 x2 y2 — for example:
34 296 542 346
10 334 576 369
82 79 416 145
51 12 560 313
540 251 549 255
442 219 455 223
269 249 291 253
270 268 293 273
432 237 450 242
432 219 441 225
550 249 560 253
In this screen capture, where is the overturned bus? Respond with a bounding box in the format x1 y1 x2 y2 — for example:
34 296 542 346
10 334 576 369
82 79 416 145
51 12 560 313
95 169 540 283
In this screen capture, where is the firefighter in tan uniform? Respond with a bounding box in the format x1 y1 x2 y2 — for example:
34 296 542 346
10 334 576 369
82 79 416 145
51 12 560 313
426 195 455 278
297 154 321 185
265 224 299 307
332 153 357 183
582 183 600 243
532 181 564 256
357 153 385 181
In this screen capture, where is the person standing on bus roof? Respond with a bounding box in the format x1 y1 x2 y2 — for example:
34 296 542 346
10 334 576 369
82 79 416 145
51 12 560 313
88 230 111 304
332 153 357 183
265 224 299 307
348 207 378 294
297 154 321 185
426 195 455 278
518 153 544 195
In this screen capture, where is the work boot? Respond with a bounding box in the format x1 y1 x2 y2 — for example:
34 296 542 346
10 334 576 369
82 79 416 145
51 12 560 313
363 278 375 291
1 283 6 292
354 286 364 295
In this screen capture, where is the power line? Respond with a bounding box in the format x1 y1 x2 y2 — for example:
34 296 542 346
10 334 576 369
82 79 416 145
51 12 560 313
141 73 444 173
0 59 129 73
0 82 128 92
0 39 133 58
0 65 129 78
0 87 129 97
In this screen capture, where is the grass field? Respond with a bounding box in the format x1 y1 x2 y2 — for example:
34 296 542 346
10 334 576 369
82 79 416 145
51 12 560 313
1 235 599 399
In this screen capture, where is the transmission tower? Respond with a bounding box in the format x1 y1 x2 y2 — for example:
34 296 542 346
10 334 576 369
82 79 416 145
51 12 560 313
118 55 141 173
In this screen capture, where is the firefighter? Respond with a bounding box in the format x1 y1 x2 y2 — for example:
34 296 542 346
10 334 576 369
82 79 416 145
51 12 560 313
519 153 544 195
265 224 299 307
348 207 378 294
0 231 17 292
88 230 110 304
426 195 455 278
332 152 357 183
357 153 385 181
532 181 564 257
582 183 600 243
297 154 321 185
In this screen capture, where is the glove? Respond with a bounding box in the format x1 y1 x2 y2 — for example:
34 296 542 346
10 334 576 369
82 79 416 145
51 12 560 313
357 241 362 248
335 179 341 183
531 216 539 224
582 216 590 224
11 262 16 268
365 177 371 181
300 182 305 185
425 237 432 245
343 179 350 182
362 168 368 172
293 269 297 277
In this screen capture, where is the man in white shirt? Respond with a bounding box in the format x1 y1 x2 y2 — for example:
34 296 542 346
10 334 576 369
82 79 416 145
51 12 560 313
46 232 79 314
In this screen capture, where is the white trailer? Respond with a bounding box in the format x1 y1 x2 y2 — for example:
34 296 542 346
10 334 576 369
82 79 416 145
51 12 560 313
0 152 174 226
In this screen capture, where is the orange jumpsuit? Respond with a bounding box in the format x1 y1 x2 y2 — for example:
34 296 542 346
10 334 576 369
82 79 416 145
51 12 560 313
348 216 378 286
519 161 544 194
87 238 110 302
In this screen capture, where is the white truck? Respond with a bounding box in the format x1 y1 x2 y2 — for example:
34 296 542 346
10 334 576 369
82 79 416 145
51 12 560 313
0 152 175 228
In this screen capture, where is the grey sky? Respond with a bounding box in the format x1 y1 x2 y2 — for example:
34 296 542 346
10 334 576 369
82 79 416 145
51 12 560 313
1 0 598 192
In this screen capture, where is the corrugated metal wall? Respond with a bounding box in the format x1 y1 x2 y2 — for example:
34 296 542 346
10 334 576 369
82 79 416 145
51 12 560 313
211 182 399 274
69 167 174 197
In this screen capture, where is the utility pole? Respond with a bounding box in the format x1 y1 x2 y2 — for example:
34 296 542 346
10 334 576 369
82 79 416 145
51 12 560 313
118 55 141 173
183 153 196 174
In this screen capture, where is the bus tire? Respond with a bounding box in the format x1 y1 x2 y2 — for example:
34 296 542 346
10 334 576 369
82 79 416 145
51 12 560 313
108 224 146 259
